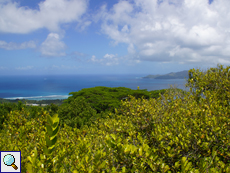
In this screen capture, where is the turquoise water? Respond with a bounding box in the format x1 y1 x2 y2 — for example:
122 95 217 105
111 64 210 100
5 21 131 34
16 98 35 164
0 74 189 100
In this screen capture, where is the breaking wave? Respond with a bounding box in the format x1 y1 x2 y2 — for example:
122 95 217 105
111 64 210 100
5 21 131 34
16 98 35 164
4 95 69 100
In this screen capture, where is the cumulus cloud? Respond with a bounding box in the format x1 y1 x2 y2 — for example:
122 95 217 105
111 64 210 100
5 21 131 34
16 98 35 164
96 0 230 65
0 0 88 33
0 40 36 50
90 54 119 66
16 66 34 70
40 33 66 57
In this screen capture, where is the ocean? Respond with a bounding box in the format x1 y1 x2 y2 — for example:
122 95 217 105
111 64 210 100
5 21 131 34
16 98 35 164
0 74 189 100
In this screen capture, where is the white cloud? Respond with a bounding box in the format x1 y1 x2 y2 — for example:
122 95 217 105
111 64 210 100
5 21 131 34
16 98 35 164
16 66 34 70
89 54 119 66
97 0 230 65
40 33 66 57
104 54 116 59
127 43 136 54
0 0 88 33
0 40 36 50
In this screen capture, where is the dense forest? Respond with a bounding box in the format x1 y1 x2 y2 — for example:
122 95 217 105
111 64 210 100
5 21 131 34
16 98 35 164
0 64 229 172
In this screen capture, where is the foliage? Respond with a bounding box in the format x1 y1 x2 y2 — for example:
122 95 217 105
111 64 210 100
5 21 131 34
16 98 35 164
45 103 59 116
58 96 97 128
58 87 167 129
26 99 65 106
186 64 230 105
26 113 60 173
67 86 167 113
0 65 229 172
0 102 18 130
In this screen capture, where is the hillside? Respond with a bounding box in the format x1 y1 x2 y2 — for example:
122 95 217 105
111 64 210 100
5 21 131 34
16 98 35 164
143 70 189 79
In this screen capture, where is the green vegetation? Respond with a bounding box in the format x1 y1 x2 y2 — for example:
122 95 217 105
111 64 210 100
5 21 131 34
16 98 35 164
0 64 229 172
57 87 168 129
67 86 167 114
58 96 98 128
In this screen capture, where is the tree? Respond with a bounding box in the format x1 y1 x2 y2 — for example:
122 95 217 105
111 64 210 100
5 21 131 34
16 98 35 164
58 96 97 128
67 86 167 114
186 64 230 105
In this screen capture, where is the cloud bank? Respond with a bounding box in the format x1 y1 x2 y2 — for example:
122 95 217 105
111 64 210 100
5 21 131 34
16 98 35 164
0 0 89 33
97 0 230 65
0 0 89 57
1 0 230 65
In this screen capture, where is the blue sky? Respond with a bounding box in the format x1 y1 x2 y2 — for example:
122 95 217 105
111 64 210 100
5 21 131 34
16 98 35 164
0 0 229 75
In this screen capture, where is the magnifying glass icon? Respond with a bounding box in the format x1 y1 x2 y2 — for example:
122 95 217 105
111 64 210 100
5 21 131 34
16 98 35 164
3 154 18 170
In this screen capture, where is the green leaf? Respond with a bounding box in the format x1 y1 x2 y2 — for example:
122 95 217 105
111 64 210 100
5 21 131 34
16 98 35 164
51 136 57 146
45 134 51 147
85 155 89 163
122 166 126 172
46 125 53 136
139 147 143 156
27 156 33 164
112 167 116 172
52 125 59 136
181 157 187 172
98 161 106 169
47 114 53 125
26 163 33 173
43 146 49 155
226 166 230 172
52 114 59 121
53 122 59 130
48 145 55 151
175 161 180 168
110 134 116 141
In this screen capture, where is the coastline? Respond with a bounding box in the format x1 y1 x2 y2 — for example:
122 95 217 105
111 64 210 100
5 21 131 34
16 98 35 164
3 95 70 101
0 75 188 101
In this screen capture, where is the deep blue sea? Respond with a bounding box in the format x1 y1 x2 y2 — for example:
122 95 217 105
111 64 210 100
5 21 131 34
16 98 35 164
0 74 189 100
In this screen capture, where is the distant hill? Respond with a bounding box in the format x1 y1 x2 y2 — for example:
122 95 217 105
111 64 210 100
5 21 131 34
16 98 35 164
143 70 189 79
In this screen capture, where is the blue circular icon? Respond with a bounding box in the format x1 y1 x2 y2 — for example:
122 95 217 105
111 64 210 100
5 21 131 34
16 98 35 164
3 154 15 166
3 154 18 170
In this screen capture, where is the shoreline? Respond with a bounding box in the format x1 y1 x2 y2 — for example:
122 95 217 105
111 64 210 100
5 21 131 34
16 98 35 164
3 94 70 101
